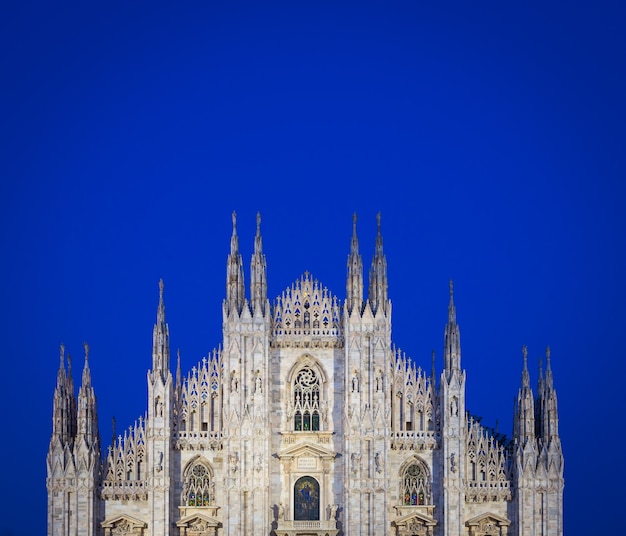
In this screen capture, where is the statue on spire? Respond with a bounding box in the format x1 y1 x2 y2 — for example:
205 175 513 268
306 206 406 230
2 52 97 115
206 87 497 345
368 212 388 316
250 211 267 316
346 212 363 315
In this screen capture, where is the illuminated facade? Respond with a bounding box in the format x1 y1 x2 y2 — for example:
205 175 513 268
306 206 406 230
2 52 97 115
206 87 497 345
47 213 564 535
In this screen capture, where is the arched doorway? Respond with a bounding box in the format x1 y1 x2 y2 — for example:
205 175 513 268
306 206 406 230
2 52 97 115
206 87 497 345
294 476 320 521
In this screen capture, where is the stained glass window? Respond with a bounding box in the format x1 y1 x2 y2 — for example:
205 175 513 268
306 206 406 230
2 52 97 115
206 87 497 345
293 367 320 431
294 476 320 521
402 462 430 506
184 462 212 506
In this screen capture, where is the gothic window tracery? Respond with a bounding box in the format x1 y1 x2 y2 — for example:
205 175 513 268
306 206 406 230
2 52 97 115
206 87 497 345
293 366 321 431
183 461 213 507
401 461 431 506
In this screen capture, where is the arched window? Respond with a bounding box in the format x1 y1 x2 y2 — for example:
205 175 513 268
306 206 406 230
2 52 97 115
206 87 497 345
294 476 320 520
402 462 430 506
183 462 213 507
293 367 321 431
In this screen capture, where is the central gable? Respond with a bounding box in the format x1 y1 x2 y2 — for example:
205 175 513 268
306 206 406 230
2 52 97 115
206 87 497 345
393 511 437 536
271 272 343 348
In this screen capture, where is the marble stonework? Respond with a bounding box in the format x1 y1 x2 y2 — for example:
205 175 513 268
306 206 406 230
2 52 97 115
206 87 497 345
47 213 563 536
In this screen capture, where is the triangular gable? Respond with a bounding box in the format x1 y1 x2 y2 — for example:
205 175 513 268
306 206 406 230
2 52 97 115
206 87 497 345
394 511 437 527
176 512 221 528
101 514 147 529
277 440 337 459
465 512 510 527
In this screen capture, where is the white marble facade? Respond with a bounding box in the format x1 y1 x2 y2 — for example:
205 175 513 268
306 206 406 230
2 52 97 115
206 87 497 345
47 213 564 536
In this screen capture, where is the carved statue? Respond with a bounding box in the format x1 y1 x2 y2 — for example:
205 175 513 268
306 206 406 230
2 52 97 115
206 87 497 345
451 397 458 416
352 372 359 393
231 371 238 393
375 369 383 392
330 503 338 520
375 452 382 473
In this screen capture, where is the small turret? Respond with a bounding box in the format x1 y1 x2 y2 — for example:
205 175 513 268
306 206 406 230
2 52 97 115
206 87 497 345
443 281 461 381
226 211 246 316
346 213 363 315
250 212 268 316
368 213 388 316
152 279 171 380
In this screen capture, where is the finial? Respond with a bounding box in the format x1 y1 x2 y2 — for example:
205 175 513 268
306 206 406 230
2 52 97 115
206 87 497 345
376 212 381 231
232 211 237 230
546 345 551 362
59 343 65 365
353 212 357 228
449 280 454 297
83 341 89 361
256 212 261 233
522 345 528 361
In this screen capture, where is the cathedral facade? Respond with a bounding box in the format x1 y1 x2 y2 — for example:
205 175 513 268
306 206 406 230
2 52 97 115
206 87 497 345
47 213 564 536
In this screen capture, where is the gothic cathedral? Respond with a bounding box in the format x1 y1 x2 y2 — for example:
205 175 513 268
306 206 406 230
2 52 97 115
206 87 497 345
47 213 564 536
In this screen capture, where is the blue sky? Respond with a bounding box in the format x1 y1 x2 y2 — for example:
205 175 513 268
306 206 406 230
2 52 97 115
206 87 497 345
1 2 624 534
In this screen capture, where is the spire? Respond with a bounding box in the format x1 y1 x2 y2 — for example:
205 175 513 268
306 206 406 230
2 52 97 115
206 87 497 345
152 279 171 379
56 342 66 387
368 212 388 316
545 345 553 390
346 212 363 315
226 211 246 315
175 348 182 389
52 343 76 445
81 341 91 388
250 211 268 316
521 344 530 389
76 342 99 446
538 345 560 442
514 345 535 445
443 280 461 379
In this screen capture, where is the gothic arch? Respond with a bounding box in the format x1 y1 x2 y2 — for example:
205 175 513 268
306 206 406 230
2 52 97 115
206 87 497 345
182 457 215 507
286 354 328 384
398 456 432 506
287 355 329 432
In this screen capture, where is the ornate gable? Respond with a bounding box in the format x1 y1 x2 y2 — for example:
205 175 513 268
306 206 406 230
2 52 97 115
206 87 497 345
101 514 147 535
176 512 221 536
393 511 437 536
465 512 510 536
271 272 343 348
277 440 337 461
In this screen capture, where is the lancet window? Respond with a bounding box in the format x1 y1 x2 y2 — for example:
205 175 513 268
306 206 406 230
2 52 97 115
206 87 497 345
183 461 213 507
401 461 431 506
293 366 321 431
